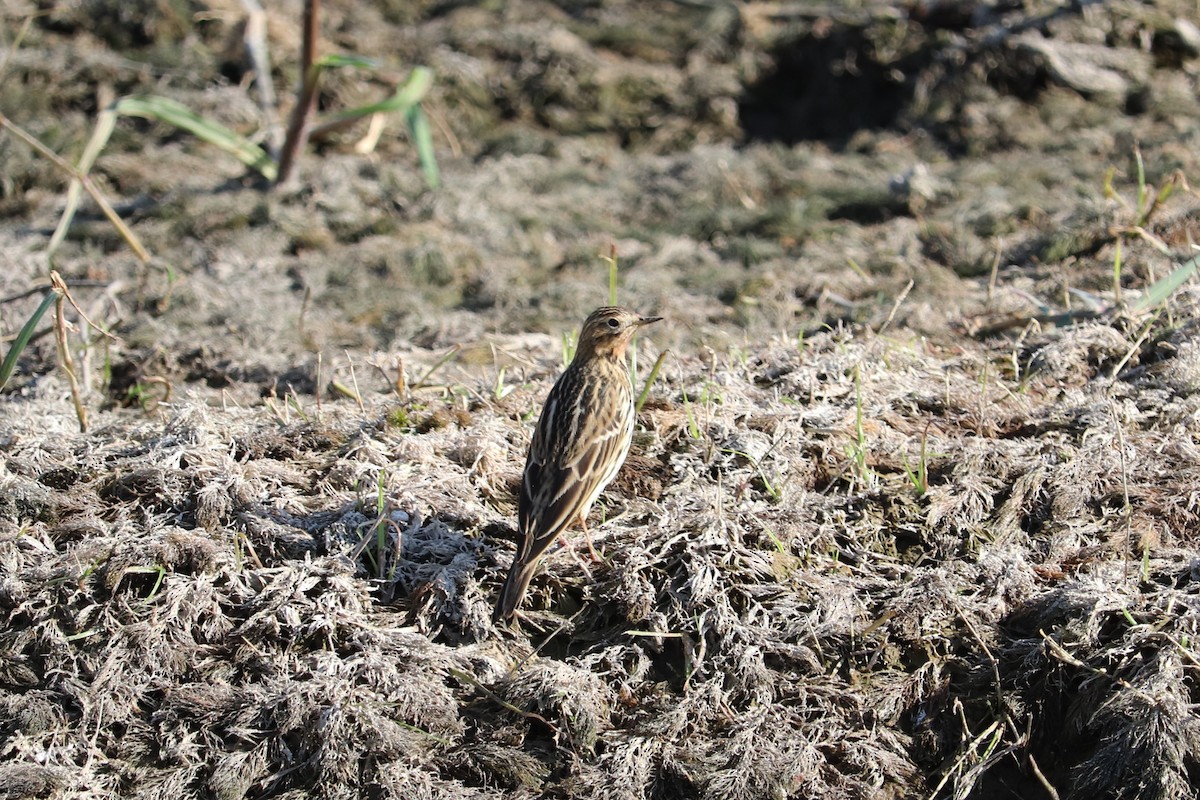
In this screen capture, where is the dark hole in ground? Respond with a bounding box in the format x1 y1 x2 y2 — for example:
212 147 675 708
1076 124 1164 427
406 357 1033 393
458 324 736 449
738 24 920 145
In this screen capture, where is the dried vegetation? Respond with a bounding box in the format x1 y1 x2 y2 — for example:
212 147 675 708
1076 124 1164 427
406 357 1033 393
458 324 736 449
5 296 1200 798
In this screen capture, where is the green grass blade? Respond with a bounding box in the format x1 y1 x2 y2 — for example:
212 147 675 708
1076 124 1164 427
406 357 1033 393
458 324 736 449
682 388 700 439
1130 255 1198 314
405 104 440 189
322 66 434 123
411 345 460 390
309 65 438 189
561 331 576 368
316 53 378 70
115 95 278 180
636 349 668 413
49 102 119 255
0 289 57 390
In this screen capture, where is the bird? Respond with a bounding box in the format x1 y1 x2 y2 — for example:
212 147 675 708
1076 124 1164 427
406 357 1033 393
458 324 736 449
493 306 662 623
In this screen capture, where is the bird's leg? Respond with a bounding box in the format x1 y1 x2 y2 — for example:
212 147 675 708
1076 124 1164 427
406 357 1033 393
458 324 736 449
579 515 602 562
561 532 593 579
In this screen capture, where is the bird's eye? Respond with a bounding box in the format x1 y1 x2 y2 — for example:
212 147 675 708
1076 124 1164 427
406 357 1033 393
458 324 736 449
606 318 620 328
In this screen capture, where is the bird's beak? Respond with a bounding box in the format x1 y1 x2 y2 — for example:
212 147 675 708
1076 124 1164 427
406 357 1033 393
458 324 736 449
637 316 663 326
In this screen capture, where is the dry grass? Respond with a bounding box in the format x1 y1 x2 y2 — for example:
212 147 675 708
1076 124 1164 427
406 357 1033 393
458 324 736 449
4 289 1200 799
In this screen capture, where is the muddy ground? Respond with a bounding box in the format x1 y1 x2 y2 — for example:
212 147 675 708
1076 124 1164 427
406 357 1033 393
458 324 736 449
3 1 1200 798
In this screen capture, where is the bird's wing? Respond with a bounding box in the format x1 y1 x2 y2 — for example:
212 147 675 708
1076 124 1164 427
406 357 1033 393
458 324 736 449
517 369 631 558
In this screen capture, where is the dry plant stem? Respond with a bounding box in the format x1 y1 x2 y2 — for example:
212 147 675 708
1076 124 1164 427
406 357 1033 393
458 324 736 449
1039 630 1157 704
140 376 173 405
5 280 114 302
1108 308 1160 380
298 285 312 343
53 287 88 432
48 271 116 430
1 285 60 304
346 350 364 413
424 101 462 158
986 246 1001 303
877 278 913 334
308 111 371 140
955 603 1005 712
391 517 404 580
0 113 150 261
1028 754 1062 800
1161 633 1200 670
275 0 321 186
238 532 265 569
263 395 288 424
522 617 580 669
50 272 118 345
240 0 281 151
388 356 407 397
315 351 323 421
926 717 1003 800
1107 400 1135 579
448 668 563 739
348 513 394 564
0 13 35 84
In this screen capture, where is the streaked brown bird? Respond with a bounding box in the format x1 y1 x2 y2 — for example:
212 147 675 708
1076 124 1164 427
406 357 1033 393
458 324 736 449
493 306 662 623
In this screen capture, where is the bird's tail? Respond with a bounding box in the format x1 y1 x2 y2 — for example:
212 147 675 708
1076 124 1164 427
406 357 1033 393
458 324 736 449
493 557 541 623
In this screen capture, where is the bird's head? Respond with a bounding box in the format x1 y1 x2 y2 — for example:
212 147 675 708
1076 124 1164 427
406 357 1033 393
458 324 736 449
574 306 662 360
